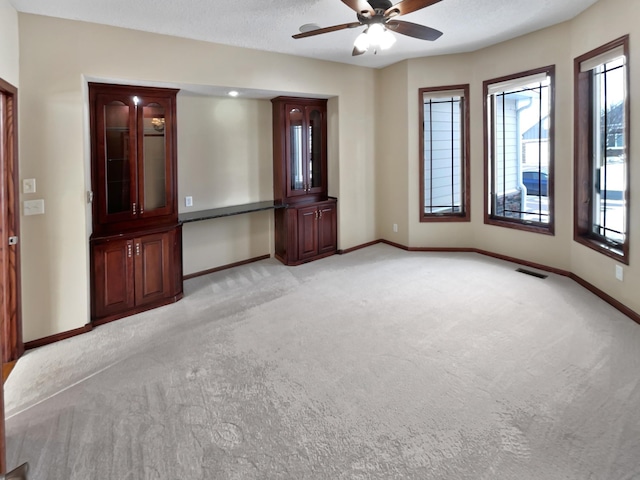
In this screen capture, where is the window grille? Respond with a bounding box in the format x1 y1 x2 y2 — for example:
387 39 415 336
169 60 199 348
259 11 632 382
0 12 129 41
420 85 469 222
484 67 555 233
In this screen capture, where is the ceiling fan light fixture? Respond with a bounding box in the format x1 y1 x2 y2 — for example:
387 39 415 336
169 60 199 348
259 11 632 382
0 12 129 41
365 23 396 51
379 29 396 50
367 23 385 45
354 29 370 52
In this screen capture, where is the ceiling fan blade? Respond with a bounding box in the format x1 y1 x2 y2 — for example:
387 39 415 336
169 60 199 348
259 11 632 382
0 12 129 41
386 20 443 41
341 0 375 16
293 22 362 39
384 0 442 18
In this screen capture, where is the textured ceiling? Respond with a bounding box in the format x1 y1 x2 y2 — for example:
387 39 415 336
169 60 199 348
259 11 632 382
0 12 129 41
9 0 599 69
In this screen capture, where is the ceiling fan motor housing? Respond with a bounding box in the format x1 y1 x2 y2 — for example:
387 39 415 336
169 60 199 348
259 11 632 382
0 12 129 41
368 0 393 10
359 0 399 23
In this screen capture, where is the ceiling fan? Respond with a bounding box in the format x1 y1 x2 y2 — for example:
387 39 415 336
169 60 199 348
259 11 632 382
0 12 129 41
293 0 444 56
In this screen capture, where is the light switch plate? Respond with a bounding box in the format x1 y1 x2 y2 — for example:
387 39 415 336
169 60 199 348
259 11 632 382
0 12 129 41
185 196 193 207
23 178 36 194
24 199 45 216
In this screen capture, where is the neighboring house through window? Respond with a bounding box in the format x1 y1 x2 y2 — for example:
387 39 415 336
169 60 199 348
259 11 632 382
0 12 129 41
484 66 555 234
419 85 470 222
574 35 629 262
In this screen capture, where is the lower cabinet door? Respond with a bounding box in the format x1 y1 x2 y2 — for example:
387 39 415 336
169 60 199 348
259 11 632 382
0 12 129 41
134 232 171 307
93 238 135 318
298 205 319 261
92 228 179 322
317 203 337 254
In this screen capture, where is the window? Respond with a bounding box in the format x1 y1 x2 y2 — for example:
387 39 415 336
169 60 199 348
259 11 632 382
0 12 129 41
419 85 470 222
574 36 629 263
484 66 555 234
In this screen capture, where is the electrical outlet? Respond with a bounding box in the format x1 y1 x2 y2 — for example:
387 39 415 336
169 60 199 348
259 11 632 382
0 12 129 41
615 265 623 281
393 223 398 233
185 196 193 207
23 178 36 194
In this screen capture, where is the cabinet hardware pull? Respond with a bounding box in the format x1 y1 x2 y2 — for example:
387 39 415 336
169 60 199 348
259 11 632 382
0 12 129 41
140 206 144 214
128 243 132 258
132 203 137 215
136 243 140 256
319 209 323 219
315 210 319 220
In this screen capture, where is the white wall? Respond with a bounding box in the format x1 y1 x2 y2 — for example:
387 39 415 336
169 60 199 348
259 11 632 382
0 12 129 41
17 14 376 342
0 0 19 86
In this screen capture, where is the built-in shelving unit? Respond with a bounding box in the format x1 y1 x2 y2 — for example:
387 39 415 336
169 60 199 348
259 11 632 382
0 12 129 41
89 83 183 326
272 96 338 265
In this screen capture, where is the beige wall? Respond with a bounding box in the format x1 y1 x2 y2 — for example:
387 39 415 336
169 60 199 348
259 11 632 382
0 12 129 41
0 0 19 86
376 0 640 313
15 0 640 342
569 0 640 312
469 23 574 270
17 14 376 341
178 95 273 275
375 62 410 245
406 53 476 249
399 25 573 264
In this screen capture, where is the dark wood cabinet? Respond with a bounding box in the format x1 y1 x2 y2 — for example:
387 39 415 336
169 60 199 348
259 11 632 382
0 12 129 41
272 96 337 265
89 83 182 325
90 83 178 234
91 227 182 324
298 201 338 261
272 97 328 205
317 202 338 255
275 198 337 265
92 237 135 319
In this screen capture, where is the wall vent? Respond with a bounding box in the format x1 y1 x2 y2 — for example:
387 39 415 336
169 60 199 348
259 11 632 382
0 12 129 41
516 268 548 279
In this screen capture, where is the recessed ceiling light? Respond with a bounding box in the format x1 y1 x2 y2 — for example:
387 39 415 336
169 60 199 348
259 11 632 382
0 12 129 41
228 90 239 97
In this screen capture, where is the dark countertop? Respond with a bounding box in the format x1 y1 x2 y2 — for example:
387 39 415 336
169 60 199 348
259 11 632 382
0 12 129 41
178 200 286 224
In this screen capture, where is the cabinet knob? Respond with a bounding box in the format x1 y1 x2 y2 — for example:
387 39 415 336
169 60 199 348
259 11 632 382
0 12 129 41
136 243 141 256
127 243 132 258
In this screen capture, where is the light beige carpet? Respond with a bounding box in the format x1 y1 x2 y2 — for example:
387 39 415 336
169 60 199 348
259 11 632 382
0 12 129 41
5 244 640 479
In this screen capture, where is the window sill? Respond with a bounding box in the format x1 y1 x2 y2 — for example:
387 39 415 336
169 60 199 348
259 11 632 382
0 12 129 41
421 213 470 223
574 234 628 264
485 216 554 236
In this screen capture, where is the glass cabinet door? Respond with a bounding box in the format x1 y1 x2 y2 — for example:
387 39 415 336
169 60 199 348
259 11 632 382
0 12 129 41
272 96 327 203
141 101 168 215
288 106 306 194
91 84 177 234
100 97 136 221
308 107 323 190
